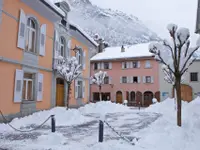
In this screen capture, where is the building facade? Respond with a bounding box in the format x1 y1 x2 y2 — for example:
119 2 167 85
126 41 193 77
90 43 160 106
68 22 98 107
159 60 200 102
0 0 64 121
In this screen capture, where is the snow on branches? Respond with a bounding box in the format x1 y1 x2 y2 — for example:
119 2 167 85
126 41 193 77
149 23 200 84
91 71 107 86
56 56 82 84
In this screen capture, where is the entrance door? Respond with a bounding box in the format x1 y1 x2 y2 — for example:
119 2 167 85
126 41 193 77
116 91 123 104
56 78 65 106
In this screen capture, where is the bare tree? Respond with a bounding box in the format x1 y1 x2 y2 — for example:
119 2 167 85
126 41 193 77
56 56 82 109
149 23 200 126
91 71 107 101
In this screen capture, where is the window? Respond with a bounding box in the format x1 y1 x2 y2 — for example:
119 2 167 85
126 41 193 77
26 18 37 53
130 91 135 101
124 62 127 68
104 76 109 84
122 76 127 83
190 72 198 81
77 81 83 98
133 61 138 68
59 37 65 57
145 61 151 68
146 76 151 83
94 63 98 70
104 62 109 69
133 76 138 83
76 50 83 69
22 73 34 100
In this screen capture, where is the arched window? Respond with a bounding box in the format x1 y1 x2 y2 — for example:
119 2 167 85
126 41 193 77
76 49 83 68
26 18 37 53
59 36 65 57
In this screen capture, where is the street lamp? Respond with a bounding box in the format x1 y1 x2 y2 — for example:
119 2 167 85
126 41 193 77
70 45 81 54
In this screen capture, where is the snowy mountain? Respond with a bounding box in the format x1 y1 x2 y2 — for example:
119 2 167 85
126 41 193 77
67 0 160 46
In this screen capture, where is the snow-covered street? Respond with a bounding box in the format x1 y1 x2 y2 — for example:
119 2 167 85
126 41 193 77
0 102 160 150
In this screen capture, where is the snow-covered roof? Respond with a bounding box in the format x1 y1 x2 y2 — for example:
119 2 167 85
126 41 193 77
91 42 153 61
43 0 65 16
69 21 98 47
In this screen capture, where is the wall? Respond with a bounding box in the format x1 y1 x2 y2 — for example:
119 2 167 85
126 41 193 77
90 58 160 102
0 0 55 119
159 61 200 101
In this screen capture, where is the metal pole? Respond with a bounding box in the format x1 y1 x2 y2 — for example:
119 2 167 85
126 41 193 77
98 120 104 142
51 115 56 132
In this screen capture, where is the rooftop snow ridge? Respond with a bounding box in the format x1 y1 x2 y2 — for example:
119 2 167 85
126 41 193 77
91 42 154 61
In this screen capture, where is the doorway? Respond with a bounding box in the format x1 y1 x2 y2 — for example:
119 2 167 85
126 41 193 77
56 78 65 106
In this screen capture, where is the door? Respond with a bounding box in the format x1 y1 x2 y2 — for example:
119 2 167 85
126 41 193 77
116 91 123 104
56 78 65 106
172 84 193 102
155 91 160 102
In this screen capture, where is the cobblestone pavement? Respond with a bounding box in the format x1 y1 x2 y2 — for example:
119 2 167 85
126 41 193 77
0 112 161 150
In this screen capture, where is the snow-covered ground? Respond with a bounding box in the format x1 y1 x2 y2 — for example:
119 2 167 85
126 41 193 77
0 99 200 150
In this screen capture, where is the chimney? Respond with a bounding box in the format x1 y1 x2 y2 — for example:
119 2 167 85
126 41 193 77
121 45 125 52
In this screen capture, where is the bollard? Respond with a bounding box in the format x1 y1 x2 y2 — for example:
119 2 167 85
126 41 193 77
139 102 141 110
98 120 104 142
51 115 56 133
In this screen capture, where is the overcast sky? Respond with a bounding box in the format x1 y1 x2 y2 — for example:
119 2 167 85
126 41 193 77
90 0 199 44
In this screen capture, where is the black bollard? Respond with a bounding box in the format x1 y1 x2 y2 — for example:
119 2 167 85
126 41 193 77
139 102 141 110
51 115 56 133
98 120 104 142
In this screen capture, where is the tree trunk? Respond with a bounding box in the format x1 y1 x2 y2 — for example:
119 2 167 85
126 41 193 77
99 86 102 101
174 86 177 111
175 77 182 127
66 83 71 110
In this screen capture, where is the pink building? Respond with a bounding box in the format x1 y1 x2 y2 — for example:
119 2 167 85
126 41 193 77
90 43 160 107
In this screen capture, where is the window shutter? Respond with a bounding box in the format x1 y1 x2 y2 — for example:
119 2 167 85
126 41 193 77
130 62 133 68
17 9 26 50
129 76 133 83
137 61 140 68
54 30 60 57
151 76 154 83
120 77 122 83
83 51 86 69
98 63 101 69
39 24 46 56
75 80 78 99
82 81 85 98
109 62 112 69
127 62 130 68
127 76 131 83
14 69 24 103
109 77 112 84
143 76 146 83
37 73 43 101
138 76 141 83
122 62 125 69
101 62 104 69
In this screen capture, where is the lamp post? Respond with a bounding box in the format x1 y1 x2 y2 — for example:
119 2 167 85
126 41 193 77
70 45 82 54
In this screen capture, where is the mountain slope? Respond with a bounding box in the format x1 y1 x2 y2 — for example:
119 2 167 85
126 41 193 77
68 0 160 46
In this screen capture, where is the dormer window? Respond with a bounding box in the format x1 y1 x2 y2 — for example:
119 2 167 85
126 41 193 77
121 45 125 52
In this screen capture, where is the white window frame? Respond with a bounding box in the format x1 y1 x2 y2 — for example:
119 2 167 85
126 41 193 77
26 18 37 53
145 60 151 68
146 76 151 83
77 80 83 98
59 36 65 57
122 76 127 83
23 74 34 101
76 50 83 68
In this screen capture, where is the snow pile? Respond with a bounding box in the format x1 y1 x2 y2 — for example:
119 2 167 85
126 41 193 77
134 97 200 150
79 101 131 115
0 107 91 132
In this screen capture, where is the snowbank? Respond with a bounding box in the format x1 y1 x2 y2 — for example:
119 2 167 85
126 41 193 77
79 101 132 115
0 107 91 132
134 97 200 150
